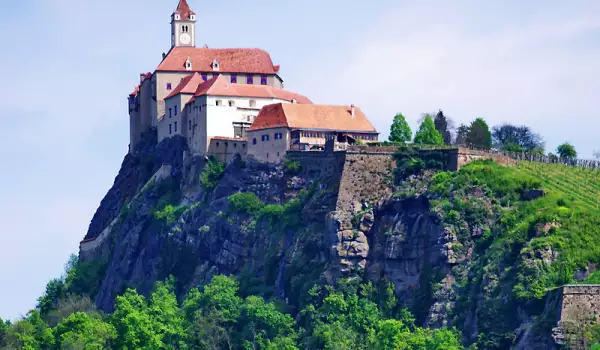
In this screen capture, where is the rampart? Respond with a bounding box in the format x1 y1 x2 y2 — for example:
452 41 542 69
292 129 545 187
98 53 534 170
552 285 600 349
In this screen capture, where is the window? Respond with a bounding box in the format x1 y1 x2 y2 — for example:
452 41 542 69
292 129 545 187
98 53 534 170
166 83 172 90
174 106 177 115
262 134 269 141
187 104 191 113
274 132 283 140
216 142 219 148
277 152 280 157
202 74 207 81
253 138 257 145
228 100 235 107
260 76 267 85
225 142 229 147
169 108 172 118
189 120 192 130
243 144 246 148
234 143 237 148
231 75 237 83
216 100 222 106
169 124 172 134
267 153 269 158
247 76 254 84
249 100 256 107
174 121 178 132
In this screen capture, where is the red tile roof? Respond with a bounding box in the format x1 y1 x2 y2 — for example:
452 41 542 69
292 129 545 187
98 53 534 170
192 75 311 103
129 85 140 97
157 47 279 74
165 73 204 99
248 104 378 133
173 0 195 20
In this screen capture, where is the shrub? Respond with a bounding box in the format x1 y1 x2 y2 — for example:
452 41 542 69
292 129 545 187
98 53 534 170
200 158 225 190
283 159 302 174
228 192 265 216
154 204 187 225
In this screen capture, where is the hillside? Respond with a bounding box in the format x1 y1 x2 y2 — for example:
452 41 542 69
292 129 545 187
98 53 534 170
3 139 600 349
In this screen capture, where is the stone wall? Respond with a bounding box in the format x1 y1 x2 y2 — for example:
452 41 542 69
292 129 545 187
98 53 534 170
552 285 600 349
456 147 517 168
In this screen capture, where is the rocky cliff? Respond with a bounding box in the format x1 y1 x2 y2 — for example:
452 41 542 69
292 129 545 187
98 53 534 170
79 141 597 349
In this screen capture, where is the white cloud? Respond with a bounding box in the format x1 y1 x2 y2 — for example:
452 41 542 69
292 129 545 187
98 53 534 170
310 1 600 157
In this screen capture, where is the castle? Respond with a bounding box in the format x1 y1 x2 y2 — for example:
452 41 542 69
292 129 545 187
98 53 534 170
128 0 379 163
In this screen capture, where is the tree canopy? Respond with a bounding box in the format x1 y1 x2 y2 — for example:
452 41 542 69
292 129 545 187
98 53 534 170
491 123 544 153
414 115 444 145
466 118 492 149
434 110 453 145
557 142 577 159
388 113 412 143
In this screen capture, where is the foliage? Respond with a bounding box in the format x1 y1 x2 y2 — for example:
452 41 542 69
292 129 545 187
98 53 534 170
53 312 116 349
455 123 469 146
466 117 492 149
283 159 302 174
557 142 577 159
414 115 444 145
228 192 265 216
393 145 446 181
491 123 544 153
200 157 225 190
388 113 412 143
4 310 54 350
434 110 453 144
154 204 187 225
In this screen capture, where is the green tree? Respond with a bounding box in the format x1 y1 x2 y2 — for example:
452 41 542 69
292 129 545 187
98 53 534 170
466 117 492 149
200 157 225 190
388 113 412 143
4 310 54 350
111 289 162 349
455 124 469 145
53 312 116 349
434 110 452 144
557 142 577 159
148 278 185 347
0 318 10 347
414 115 444 145
239 296 297 347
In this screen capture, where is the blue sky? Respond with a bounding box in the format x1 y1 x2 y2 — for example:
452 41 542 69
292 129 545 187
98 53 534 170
1 0 599 320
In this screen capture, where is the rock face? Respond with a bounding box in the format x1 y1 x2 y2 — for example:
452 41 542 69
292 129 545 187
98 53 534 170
84 130 187 240
80 147 591 349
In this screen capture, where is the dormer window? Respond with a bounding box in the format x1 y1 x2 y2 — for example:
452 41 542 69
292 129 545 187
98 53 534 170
190 14 196 20
174 14 180 20
247 76 254 84
230 75 237 84
211 59 220 71
185 57 192 70
260 76 268 85
201 74 207 81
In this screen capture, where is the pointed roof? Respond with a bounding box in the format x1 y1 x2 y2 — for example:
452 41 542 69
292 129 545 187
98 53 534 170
173 0 195 20
192 75 312 103
248 103 378 133
165 73 204 99
157 47 279 74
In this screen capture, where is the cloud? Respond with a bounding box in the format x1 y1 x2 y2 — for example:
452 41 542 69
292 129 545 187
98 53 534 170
310 0 600 157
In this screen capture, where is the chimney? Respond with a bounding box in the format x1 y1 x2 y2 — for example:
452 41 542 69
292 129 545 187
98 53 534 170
162 52 166 60
350 104 355 117
140 73 146 83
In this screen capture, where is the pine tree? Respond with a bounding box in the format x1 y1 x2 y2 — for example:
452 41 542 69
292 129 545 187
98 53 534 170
433 110 452 144
466 118 492 149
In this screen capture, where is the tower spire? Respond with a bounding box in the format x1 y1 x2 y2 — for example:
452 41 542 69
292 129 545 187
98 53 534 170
173 0 195 21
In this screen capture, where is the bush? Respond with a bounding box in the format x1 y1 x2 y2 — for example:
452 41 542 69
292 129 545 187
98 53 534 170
283 159 302 174
154 204 187 225
200 158 225 190
228 192 265 216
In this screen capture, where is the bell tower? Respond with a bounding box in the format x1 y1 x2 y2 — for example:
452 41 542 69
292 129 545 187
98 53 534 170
171 0 196 48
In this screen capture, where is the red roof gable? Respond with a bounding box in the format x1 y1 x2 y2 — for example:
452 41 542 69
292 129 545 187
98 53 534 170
157 47 279 74
174 0 195 20
249 103 378 133
165 73 204 99
192 75 311 103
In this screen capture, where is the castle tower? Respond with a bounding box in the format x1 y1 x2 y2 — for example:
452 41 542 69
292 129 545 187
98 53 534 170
171 0 196 48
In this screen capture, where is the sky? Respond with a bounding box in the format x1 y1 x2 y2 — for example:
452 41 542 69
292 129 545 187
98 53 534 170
1 0 599 320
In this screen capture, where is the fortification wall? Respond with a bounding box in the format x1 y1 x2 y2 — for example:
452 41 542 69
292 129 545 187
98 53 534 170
457 147 517 168
286 150 346 180
551 285 600 349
